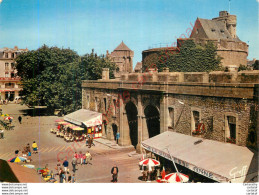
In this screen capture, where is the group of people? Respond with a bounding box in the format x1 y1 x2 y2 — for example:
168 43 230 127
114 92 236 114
0 116 23 139
55 160 76 183
72 151 92 171
15 141 38 162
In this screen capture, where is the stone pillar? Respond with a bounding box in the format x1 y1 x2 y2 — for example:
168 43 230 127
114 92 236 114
136 94 143 153
118 97 131 146
102 68 109 80
163 67 169 73
160 93 169 133
142 115 149 141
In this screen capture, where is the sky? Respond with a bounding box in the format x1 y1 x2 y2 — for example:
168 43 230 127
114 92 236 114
0 0 258 67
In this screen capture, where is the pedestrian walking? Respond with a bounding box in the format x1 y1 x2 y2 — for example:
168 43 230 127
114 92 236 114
85 151 92 165
0 129 4 139
74 152 79 164
71 156 77 173
59 168 65 183
68 174 72 183
116 132 120 144
63 158 69 173
83 154 86 164
111 165 119 183
18 116 22 124
32 141 38 154
79 151 83 165
91 134 95 146
56 160 61 175
88 136 92 148
27 150 32 162
26 143 30 152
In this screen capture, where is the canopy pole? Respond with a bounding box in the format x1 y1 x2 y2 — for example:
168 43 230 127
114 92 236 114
166 147 183 183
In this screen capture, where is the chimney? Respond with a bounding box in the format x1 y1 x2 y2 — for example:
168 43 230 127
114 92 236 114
102 68 109 80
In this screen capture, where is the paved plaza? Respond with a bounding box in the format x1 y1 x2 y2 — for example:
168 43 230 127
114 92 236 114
0 104 145 183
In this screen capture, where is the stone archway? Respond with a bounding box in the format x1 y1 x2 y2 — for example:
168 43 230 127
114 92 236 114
125 101 138 148
144 105 160 138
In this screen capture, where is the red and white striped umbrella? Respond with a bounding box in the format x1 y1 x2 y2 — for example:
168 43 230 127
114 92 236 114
4 116 13 120
139 158 160 167
165 172 189 183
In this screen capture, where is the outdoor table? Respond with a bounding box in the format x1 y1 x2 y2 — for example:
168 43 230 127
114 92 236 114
64 136 70 142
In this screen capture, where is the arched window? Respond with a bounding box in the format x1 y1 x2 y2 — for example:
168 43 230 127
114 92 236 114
226 116 237 144
191 111 200 131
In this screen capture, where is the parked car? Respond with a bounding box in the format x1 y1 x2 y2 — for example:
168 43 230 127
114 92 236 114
14 96 21 103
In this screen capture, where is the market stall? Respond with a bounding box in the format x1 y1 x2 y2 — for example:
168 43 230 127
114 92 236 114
64 109 103 138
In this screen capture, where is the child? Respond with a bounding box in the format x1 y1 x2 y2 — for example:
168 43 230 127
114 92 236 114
32 141 38 154
27 150 32 162
72 174 76 183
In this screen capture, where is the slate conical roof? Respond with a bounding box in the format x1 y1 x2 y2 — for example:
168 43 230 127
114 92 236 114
114 41 132 51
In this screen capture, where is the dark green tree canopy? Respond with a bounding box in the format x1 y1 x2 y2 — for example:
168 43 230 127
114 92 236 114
80 49 115 80
143 40 223 72
15 45 115 114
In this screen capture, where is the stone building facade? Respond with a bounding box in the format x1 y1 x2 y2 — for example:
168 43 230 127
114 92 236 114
142 11 248 70
106 41 134 78
82 68 259 152
0 46 28 101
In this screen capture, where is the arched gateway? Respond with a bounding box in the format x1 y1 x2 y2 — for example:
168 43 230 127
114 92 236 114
125 101 138 148
144 105 160 138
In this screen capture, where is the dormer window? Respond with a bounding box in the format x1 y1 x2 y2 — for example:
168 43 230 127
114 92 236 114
211 28 216 32
220 29 225 33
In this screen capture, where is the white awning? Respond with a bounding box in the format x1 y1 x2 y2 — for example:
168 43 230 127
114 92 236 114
141 131 256 183
64 109 102 127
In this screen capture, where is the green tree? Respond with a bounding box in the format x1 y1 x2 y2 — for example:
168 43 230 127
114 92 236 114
79 49 115 80
15 45 115 114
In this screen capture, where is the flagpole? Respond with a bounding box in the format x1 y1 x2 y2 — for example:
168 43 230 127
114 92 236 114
229 0 231 13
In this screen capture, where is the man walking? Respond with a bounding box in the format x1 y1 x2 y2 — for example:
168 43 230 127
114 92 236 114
63 158 69 173
71 156 77 173
18 116 22 124
85 151 92 165
111 164 119 183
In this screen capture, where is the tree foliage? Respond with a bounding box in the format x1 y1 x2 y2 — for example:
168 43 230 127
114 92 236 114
143 40 223 72
79 49 115 80
15 45 115 114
